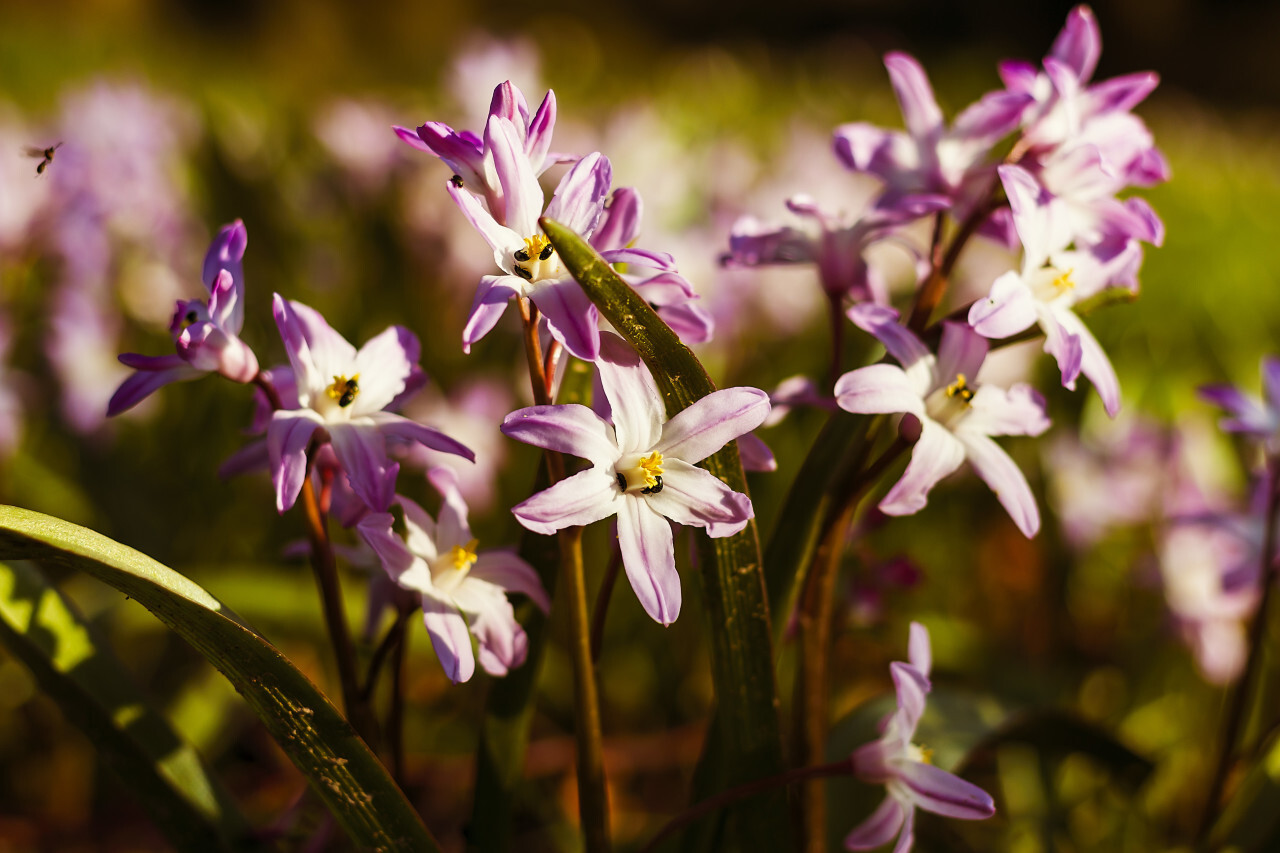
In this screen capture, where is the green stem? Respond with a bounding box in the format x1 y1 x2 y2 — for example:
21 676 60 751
1196 457 1280 846
519 299 611 851
591 545 624 663
641 758 853 853
300 466 376 745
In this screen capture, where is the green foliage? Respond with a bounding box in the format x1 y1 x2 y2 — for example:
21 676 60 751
0 506 441 853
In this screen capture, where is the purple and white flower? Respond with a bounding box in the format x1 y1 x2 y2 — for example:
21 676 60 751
501 332 770 625
108 220 260 415
967 164 1135 415
267 295 473 514
358 467 550 683
1002 5 1168 190
724 193 948 306
447 116 615 360
845 622 995 852
395 80 570 221
836 304 1050 537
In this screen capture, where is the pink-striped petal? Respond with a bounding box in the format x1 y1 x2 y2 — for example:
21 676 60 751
616 497 681 625
880 418 966 517
501 403 618 469
656 387 770 465
645 459 754 538
844 796 906 851
835 364 926 419
953 430 1040 537
511 467 622 535
268 410 324 513
899 761 996 820
596 332 664 453
422 596 475 683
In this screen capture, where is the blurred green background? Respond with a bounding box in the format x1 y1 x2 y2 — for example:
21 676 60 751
0 0 1277 850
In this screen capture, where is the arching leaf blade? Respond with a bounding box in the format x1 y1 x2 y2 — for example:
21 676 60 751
0 559 250 852
0 505 441 853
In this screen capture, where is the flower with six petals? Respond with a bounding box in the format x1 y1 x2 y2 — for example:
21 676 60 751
358 467 550 683
501 332 770 625
845 622 996 852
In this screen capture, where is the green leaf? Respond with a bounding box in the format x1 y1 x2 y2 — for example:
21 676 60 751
0 505 441 853
0 559 250 852
954 708 1154 793
543 217 790 853
762 410 874 643
1207 728 1280 851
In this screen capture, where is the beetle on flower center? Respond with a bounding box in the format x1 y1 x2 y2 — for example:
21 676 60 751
511 234 562 283
326 374 360 408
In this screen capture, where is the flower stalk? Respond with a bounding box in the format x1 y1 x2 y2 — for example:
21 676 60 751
518 298 612 851
1197 457 1280 846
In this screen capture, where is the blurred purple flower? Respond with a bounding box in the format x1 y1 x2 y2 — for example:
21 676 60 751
108 220 259 415
834 52 1032 215
395 377 515 513
1045 416 1168 548
1200 356 1280 450
502 332 769 624
836 304 1049 537
358 467 549 683
724 192 947 305
846 622 995 851
267 296 473 514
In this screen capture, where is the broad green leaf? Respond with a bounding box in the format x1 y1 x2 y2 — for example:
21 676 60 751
0 505 441 853
544 217 790 853
954 708 1154 792
0 559 250 852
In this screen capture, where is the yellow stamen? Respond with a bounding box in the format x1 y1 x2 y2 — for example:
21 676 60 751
638 451 664 488
449 539 479 574
325 374 360 407
1053 268 1076 290
945 374 975 404
523 234 551 260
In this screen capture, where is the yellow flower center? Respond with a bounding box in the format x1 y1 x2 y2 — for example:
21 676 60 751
945 373 974 404
511 234 561 283
1053 268 1076 290
448 539 479 574
616 451 666 494
907 742 935 765
325 374 360 408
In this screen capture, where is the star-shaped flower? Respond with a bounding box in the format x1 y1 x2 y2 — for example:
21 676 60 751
267 296 473 513
836 304 1049 537
501 332 770 624
358 467 550 683
845 622 996 852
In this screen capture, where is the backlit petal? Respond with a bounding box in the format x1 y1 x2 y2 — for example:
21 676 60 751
616 498 681 625
656 387 771 465
646 458 754 537
511 467 622 535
